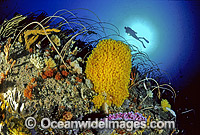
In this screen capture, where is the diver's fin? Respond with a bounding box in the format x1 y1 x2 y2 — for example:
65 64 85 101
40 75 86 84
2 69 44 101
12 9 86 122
139 37 149 43
143 38 149 43
142 43 146 48
140 41 146 48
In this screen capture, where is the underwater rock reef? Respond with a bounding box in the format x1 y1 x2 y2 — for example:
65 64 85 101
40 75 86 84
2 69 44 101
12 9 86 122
0 9 178 135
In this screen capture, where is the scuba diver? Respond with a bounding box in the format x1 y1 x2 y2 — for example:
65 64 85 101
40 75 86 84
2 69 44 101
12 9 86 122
124 26 149 48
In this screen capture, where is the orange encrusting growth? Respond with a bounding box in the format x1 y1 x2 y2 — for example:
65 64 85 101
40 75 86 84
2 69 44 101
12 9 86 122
44 67 54 77
85 39 132 108
75 77 82 82
61 70 69 77
63 111 73 121
55 72 61 80
24 78 37 100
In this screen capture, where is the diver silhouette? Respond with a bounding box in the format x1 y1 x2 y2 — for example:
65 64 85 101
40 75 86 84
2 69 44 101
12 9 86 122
124 26 149 48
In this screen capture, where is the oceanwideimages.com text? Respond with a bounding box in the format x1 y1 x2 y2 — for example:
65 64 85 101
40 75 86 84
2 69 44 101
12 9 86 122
25 117 175 131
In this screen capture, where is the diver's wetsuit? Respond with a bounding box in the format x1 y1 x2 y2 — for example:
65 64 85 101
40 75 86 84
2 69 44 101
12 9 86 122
125 26 149 48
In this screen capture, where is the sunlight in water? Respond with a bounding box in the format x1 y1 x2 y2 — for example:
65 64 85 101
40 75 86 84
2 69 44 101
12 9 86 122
123 18 158 55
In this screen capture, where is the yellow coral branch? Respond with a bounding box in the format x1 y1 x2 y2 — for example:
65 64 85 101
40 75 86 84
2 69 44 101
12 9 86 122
24 28 60 50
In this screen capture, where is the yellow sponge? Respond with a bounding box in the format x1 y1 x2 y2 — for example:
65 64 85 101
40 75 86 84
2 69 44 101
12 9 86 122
85 39 132 108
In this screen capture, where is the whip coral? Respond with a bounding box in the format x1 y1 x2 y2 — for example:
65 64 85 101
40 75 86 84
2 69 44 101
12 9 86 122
85 39 132 108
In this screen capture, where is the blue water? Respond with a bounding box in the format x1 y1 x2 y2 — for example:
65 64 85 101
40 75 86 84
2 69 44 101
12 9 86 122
1 0 199 88
0 0 199 134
